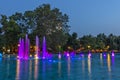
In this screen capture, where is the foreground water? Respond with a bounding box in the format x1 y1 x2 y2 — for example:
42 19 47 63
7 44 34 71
0 53 120 80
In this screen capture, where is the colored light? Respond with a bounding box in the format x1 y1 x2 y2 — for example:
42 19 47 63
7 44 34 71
67 53 70 57
112 53 115 56
42 36 47 59
58 54 61 59
35 36 40 59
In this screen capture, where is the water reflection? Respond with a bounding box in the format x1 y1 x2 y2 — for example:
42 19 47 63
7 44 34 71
107 54 111 72
6 59 10 79
88 54 91 80
82 55 85 79
67 56 71 77
88 55 91 73
100 53 103 67
82 55 85 73
42 62 46 80
34 60 38 80
58 57 61 77
107 54 112 80
29 60 32 80
16 60 20 80
16 60 29 80
111 55 115 66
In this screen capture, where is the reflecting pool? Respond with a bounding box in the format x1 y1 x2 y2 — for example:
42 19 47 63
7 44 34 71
0 53 120 80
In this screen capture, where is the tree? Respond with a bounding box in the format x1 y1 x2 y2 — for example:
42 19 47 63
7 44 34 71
0 4 70 53
32 4 70 52
64 32 80 51
0 15 21 53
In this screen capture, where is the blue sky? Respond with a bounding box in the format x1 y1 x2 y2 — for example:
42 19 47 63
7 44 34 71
0 0 120 37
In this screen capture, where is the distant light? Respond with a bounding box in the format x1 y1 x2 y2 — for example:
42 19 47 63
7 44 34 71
18 44 20 47
88 53 91 57
112 53 115 56
35 57 39 59
67 53 70 57
58 54 61 59
30 54 32 57
7 49 10 53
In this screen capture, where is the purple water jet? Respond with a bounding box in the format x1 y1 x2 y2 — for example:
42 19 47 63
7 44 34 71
42 36 47 59
35 36 40 59
24 34 29 59
18 34 30 59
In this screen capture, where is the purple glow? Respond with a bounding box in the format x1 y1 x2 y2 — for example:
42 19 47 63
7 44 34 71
67 53 70 57
21 39 24 59
42 36 47 59
70 51 75 57
24 34 29 59
88 50 91 57
18 34 29 60
104 54 106 57
18 38 21 58
111 50 115 56
112 53 115 56
35 36 40 58
58 54 61 59
18 38 24 59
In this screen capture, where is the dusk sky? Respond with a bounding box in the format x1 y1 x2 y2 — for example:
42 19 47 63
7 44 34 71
0 0 120 37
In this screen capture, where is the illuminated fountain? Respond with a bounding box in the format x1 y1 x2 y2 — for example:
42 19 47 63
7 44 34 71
18 34 30 59
24 34 30 59
18 38 24 59
35 36 40 59
42 36 47 59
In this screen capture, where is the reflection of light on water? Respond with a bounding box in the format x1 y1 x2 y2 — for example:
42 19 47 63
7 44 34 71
82 55 85 79
42 62 46 80
112 55 115 65
100 53 103 67
6 59 10 79
88 55 91 73
107 54 111 72
88 55 91 80
16 60 20 80
34 60 38 80
58 60 61 77
67 56 70 76
29 60 32 79
107 54 112 80
82 55 85 73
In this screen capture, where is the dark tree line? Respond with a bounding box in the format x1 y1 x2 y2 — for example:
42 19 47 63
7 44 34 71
79 33 120 52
